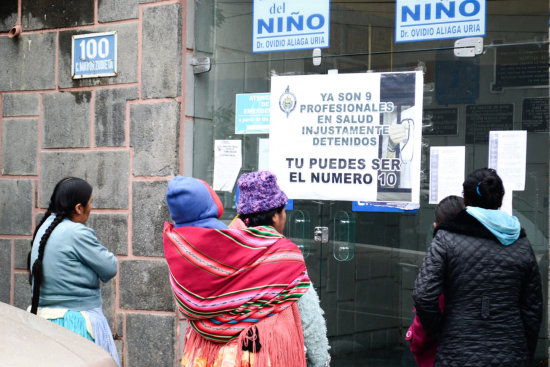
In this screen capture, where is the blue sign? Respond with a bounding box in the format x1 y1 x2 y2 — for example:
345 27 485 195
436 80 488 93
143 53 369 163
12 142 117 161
395 0 485 43
253 0 330 53
72 32 117 79
235 93 271 134
286 199 294 211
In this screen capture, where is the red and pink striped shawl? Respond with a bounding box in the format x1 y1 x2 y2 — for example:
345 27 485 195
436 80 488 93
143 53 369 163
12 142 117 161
163 222 311 343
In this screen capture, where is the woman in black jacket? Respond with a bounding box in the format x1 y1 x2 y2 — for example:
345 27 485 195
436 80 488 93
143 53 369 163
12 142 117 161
413 168 543 367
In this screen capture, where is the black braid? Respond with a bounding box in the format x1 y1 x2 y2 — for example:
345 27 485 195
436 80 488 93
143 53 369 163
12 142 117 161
28 209 53 284
30 213 66 315
32 211 51 242
27 176 73 282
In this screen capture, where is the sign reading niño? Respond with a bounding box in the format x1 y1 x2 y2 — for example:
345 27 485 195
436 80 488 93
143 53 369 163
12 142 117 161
253 0 330 53
395 0 486 43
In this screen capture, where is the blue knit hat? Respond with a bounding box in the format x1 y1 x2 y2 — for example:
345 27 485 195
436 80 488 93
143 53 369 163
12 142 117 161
166 176 226 229
237 171 288 215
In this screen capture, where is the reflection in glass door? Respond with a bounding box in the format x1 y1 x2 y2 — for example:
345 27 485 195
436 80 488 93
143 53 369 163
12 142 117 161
192 0 549 365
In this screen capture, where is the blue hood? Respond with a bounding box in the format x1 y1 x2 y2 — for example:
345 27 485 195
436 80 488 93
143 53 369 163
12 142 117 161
166 176 227 229
465 207 521 245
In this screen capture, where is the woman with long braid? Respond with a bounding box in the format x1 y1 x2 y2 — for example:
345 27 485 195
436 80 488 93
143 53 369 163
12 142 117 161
29 177 120 366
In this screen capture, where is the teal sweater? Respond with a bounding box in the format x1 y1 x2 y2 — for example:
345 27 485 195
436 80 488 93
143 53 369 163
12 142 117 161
30 216 118 311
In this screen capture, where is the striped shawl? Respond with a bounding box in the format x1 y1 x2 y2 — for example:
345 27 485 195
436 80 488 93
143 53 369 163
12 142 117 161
163 222 311 343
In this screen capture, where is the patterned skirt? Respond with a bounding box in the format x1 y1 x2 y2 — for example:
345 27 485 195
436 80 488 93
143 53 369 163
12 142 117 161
182 340 258 367
36 306 120 367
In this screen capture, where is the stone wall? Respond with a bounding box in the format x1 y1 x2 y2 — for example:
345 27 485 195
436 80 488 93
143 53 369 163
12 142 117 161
0 1 189 366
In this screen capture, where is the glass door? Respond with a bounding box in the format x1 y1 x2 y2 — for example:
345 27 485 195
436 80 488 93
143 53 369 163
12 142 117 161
192 1 549 365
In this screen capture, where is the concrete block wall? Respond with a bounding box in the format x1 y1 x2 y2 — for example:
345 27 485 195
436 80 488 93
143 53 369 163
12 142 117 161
0 1 191 366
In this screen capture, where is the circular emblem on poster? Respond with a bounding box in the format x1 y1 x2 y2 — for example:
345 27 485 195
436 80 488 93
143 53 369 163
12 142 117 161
279 85 296 118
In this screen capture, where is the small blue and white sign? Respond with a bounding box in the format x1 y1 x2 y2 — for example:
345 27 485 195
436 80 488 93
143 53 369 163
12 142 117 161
395 0 485 43
235 93 271 134
253 0 330 53
72 32 117 79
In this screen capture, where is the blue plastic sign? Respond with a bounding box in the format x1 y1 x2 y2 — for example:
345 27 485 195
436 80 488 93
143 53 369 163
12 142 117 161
253 0 330 53
395 0 485 43
235 93 271 134
72 32 117 79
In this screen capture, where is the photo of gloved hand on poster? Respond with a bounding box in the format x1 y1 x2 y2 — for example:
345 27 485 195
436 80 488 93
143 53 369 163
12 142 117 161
378 109 415 202
376 72 419 204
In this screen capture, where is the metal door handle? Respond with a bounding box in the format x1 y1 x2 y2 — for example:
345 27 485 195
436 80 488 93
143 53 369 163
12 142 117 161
313 226 329 244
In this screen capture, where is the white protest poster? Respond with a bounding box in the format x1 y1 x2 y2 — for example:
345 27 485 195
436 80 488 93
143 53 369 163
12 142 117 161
488 130 527 214
269 71 423 204
429 146 465 204
213 140 242 192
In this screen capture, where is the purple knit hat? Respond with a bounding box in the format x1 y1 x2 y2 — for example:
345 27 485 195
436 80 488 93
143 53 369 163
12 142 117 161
237 171 288 215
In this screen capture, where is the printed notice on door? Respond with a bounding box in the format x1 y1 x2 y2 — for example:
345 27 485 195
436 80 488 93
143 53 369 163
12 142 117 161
269 71 424 205
488 130 527 215
213 140 242 192
429 146 465 204
488 130 526 191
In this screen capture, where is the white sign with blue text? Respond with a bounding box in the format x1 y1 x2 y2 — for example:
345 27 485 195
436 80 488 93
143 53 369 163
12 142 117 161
72 32 117 79
395 0 485 43
235 93 271 134
253 0 330 53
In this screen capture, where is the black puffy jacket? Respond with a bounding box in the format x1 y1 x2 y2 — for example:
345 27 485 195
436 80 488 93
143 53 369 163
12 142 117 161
413 210 543 367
